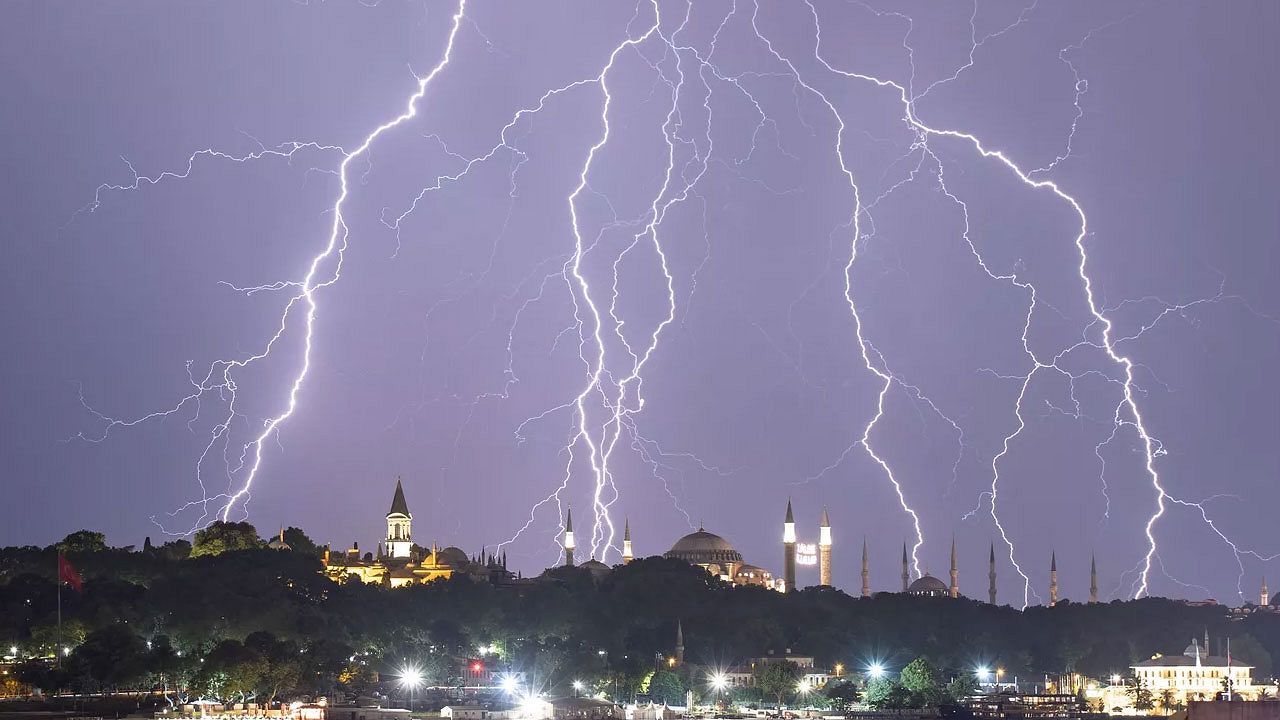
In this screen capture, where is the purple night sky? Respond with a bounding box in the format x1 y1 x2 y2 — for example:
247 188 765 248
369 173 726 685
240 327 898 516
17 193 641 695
3 0 1277 606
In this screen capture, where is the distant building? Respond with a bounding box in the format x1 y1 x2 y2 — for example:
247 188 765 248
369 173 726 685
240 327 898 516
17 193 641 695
1130 637 1259 704
321 478 515 588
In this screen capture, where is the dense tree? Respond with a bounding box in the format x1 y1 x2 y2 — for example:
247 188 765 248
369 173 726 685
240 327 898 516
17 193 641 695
191 521 264 558
282 527 321 557
72 625 149 691
647 669 685 705
754 661 799 707
57 530 107 554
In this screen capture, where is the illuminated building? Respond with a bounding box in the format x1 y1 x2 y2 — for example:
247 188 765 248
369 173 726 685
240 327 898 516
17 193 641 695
322 478 513 588
783 500 797 592
818 507 832 587
1125 637 1259 707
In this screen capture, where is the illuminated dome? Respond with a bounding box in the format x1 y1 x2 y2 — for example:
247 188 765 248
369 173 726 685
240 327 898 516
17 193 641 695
426 546 470 567
907 574 949 596
666 528 744 566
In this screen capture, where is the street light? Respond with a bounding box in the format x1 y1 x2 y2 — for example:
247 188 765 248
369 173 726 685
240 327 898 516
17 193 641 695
573 681 585 697
399 664 425 711
834 663 844 677
500 673 520 695
710 673 728 692
867 663 886 679
976 667 992 682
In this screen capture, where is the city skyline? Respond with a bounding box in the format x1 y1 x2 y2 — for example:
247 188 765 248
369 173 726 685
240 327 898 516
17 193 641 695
2 1 1278 606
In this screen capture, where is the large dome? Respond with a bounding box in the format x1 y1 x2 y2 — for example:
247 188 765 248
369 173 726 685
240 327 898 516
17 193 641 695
907 574 949 594
666 529 744 566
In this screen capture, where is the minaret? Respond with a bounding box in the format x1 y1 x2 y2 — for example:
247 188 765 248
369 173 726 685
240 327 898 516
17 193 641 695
1049 551 1058 607
783 500 797 592
622 518 634 564
386 477 413 558
818 507 833 587
949 536 959 598
1262 577 1270 607
1090 554 1099 604
901 542 910 592
675 619 685 666
563 506 576 567
988 542 997 605
861 537 871 598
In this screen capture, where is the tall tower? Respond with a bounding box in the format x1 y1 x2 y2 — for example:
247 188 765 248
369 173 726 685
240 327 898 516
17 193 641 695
861 537 871 598
386 477 413 558
819 507 833 587
1049 551 1058 607
1262 577 1270 607
949 536 959 598
622 518 634 564
901 542 910 592
1090 554 1099 604
783 500 797 592
563 506 575 567
988 542 997 605
675 619 685 666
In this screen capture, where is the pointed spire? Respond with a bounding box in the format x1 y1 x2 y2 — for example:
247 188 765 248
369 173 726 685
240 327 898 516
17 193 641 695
901 541 910 592
949 535 959 598
785 499 795 524
1090 553 1099 604
861 536 871 598
1049 550 1059 607
988 541 998 605
565 505 573 532
1262 576 1270 607
675 619 685 665
624 518 631 541
389 476 410 516
820 506 830 527
1051 550 1057 572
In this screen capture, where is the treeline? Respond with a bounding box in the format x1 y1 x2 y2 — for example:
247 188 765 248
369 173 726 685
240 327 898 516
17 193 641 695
2 526 1278 702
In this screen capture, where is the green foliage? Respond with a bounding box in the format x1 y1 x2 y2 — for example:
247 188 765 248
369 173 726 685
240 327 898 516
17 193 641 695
1229 633 1272 680
648 669 685 705
825 678 860 711
191 521 264 558
862 677 912 709
754 661 800 706
58 530 107 554
946 674 978 701
282 527 321 557
72 625 150 691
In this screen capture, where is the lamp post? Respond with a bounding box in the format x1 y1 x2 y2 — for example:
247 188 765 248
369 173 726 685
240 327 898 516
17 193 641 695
399 665 424 712
709 673 728 709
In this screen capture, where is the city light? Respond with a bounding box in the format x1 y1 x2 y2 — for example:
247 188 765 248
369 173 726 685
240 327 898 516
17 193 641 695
398 665 425 690
976 666 991 681
1111 674 1123 684
834 663 844 676
573 681 584 691
709 672 728 691
500 674 520 694
666 656 676 667
867 662 886 678
7 646 15 656
62 647 70 657
797 680 812 694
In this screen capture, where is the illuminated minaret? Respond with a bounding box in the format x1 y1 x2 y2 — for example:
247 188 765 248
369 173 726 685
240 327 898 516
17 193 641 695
988 542 997 605
1262 577 1270 607
783 500 797 592
386 477 413 559
949 535 959 598
1090 554 1099 604
818 507 832 587
1049 551 1058 607
861 537 871 598
563 506 575 567
901 542 910 592
622 518 633 564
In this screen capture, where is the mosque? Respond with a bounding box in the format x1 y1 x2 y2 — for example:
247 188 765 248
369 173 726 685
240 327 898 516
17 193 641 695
323 478 1097 604
321 478 515 588
555 499 1098 605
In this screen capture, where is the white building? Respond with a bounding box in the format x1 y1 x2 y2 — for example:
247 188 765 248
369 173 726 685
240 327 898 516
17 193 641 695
1129 638 1257 705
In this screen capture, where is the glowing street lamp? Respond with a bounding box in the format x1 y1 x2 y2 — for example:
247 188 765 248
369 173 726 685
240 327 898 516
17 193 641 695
976 667 992 682
834 663 844 677
399 665 425 711
710 673 729 692
500 673 521 695
867 662 886 679
573 681 585 697
797 680 812 695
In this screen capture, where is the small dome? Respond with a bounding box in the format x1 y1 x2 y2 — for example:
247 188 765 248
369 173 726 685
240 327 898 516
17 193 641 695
907 574 949 594
267 538 292 551
666 529 744 566
579 559 612 577
1184 640 1203 659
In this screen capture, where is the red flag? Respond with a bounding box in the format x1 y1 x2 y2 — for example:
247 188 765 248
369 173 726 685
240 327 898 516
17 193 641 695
58 555 83 592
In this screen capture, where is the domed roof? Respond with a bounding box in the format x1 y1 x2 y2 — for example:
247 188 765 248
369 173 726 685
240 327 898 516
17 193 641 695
579 559 612 577
669 529 736 554
426 546 470 567
666 528 744 566
907 574 948 593
1184 640 1204 659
